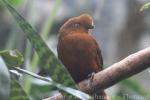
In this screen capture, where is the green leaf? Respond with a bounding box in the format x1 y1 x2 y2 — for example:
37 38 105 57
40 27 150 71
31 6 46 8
0 50 24 68
0 58 10 100
140 2 150 12
1 0 90 99
27 0 61 94
10 77 29 100
8 0 25 7
29 83 56 100
1 0 75 87
13 67 90 100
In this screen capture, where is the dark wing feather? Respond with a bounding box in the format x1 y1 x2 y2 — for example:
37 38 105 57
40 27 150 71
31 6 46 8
95 42 103 70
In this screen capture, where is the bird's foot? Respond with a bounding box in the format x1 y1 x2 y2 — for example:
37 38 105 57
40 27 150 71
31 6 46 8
88 72 95 91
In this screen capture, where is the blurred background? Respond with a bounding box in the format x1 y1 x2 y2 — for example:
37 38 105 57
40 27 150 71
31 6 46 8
0 0 150 99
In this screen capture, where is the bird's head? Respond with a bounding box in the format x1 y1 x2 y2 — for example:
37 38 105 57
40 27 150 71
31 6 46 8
59 14 94 36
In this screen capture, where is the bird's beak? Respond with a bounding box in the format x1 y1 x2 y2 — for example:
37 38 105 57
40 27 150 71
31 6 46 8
88 24 94 34
90 24 95 29
87 24 94 29
89 22 95 29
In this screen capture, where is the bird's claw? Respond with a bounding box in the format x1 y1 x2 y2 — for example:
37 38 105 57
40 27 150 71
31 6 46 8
88 72 95 91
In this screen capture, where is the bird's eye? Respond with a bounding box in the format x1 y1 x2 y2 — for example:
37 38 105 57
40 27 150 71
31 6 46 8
73 23 80 28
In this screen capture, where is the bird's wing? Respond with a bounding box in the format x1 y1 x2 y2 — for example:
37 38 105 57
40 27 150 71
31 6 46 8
95 42 103 70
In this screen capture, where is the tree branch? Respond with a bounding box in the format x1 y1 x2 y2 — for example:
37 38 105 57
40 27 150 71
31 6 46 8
78 47 150 94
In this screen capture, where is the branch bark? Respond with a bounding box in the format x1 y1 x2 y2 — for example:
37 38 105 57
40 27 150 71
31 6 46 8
78 47 150 94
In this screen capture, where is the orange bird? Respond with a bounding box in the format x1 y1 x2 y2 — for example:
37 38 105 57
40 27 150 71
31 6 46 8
57 14 107 99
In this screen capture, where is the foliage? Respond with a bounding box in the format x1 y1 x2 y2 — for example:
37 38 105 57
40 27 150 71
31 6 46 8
0 0 149 99
10 77 29 100
0 50 24 68
0 0 90 99
0 57 10 100
8 0 25 7
140 2 150 11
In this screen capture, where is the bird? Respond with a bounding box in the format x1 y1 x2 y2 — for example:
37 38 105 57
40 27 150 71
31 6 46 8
57 14 107 100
